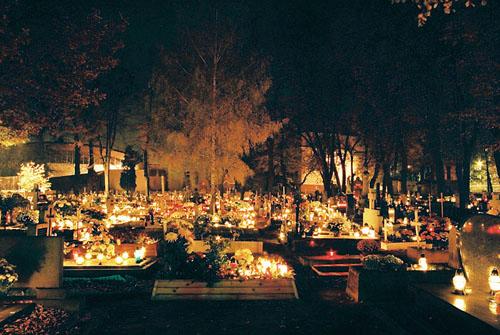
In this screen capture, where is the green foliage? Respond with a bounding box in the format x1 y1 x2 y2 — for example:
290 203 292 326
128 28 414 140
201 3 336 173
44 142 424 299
193 214 212 238
4 240 46 281
198 236 229 285
157 234 229 285
0 194 29 213
157 236 190 279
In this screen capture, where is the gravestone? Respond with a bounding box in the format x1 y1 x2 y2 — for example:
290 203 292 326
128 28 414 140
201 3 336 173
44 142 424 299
459 215 500 292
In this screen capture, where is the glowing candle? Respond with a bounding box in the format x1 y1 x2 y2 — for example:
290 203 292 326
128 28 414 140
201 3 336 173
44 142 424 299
489 268 500 293
278 264 288 277
418 254 428 271
97 253 104 265
453 270 467 294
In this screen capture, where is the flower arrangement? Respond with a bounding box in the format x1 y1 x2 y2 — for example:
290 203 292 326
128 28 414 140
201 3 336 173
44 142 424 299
418 216 452 250
387 228 415 242
158 230 293 285
420 230 449 250
362 254 405 271
233 249 254 268
356 239 380 255
82 222 115 258
109 228 162 245
224 252 293 280
53 198 80 217
0 258 18 294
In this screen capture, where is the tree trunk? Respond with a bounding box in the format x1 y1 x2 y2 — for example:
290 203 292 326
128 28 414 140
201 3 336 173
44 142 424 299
322 169 334 198
37 128 46 164
340 159 347 193
485 151 493 194
88 140 95 176
429 140 445 194
370 163 380 189
383 163 393 197
493 150 500 180
74 135 81 177
266 137 274 192
104 160 110 196
143 149 150 202
458 164 470 212
400 145 408 194
458 148 473 211
349 150 355 193
74 135 81 193
104 132 112 198
209 33 218 214
279 133 288 187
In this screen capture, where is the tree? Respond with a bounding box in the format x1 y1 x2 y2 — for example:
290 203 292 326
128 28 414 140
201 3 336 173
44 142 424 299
97 69 136 197
0 126 29 147
391 0 489 26
154 5 280 209
0 2 125 156
120 145 141 193
437 13 498 209
17 162 50 192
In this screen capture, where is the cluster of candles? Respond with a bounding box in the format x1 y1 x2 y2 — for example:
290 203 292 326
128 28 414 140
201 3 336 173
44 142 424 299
360 224 376 238
451 267 500 296
415 255 500 299
236 257 291 279
73 247 146 266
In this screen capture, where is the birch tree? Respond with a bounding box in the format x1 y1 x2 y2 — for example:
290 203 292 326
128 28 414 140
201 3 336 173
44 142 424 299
155 8 280 210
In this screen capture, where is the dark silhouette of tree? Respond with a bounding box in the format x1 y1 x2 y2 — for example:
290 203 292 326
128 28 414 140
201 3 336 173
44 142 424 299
120 145 141 193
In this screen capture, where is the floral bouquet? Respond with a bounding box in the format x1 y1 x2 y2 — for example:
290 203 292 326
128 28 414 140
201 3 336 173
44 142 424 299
362 254 405 271
0 258 18 294
233 249 254 268
420 230 449 250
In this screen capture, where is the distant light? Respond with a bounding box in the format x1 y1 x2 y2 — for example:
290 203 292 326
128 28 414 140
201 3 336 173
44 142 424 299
474 160 484 170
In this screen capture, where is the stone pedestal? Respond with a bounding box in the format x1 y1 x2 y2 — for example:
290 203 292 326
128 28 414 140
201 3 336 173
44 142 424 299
363 208 383 232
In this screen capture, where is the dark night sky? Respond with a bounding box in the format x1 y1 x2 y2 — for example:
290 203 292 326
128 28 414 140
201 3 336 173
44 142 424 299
14 0 498 147
101 0 420 115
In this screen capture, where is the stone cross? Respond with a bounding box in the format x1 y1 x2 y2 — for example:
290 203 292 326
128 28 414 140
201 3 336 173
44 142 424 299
44 205 56 236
